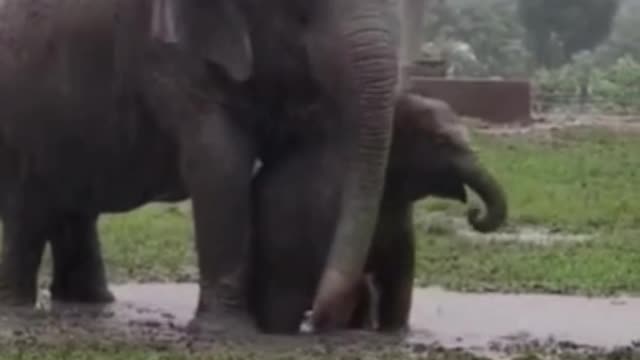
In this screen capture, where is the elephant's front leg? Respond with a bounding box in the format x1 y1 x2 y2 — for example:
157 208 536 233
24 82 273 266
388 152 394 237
180 109 255 333
252 145 354 334
49 214 114 304
0 196 51 307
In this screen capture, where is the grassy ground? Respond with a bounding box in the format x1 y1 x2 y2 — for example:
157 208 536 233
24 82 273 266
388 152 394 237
74 125 640 296
414 127 640 295
1 124 637 360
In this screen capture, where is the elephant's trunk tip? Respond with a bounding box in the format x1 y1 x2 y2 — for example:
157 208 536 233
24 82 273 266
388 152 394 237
304 268 356 332
466 187 508 233
458 159 509 233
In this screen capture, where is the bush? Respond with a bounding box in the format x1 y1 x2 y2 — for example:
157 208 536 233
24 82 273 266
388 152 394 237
532 54 640 113
591 56 640 112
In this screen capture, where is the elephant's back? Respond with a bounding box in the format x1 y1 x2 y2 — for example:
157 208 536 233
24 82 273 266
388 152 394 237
0 0 174 212
0 0 151 139
0 0 119 69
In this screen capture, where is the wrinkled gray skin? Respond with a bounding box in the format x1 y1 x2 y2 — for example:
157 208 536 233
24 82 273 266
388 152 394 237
251 94 508 333
0 0 400 333
0 0 259 332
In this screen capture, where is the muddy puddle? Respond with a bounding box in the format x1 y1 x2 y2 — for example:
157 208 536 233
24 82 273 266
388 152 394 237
2 283 640 358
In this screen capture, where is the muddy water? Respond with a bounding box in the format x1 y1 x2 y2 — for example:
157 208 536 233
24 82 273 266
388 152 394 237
2 283 640 357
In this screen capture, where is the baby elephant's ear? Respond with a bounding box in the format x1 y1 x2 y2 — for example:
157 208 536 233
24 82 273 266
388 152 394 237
150 0 253 82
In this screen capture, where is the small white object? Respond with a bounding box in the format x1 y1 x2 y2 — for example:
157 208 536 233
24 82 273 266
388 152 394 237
299 310 316 334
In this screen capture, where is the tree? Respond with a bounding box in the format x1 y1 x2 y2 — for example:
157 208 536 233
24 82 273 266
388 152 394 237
594 1 640 65
423 0 531 77
518 0 621 68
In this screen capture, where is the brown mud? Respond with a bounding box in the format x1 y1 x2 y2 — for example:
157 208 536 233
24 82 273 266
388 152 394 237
2 283 640 359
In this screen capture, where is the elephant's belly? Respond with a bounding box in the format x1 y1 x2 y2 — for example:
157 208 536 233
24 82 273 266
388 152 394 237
90 158 187 213
27 135 187 214
92 181 188 214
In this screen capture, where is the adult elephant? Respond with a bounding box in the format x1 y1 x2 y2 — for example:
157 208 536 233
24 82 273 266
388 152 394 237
0 0 400 333
182 0 399 331
0 0 255 332
251 93 508 333
0 0 257 332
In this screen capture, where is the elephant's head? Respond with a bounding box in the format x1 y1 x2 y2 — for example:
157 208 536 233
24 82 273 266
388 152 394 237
149 0 253 82
388 94 508 232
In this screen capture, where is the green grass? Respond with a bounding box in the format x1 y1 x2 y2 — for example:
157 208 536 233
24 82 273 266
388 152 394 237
3 125 640 359
99 204 195 283
413 127 640 295
34 126 640 295
471 128 640 231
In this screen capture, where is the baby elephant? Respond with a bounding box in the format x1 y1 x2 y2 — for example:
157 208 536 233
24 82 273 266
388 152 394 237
251 93 508 334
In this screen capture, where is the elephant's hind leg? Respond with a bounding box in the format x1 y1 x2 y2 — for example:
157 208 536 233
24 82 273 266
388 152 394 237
0 196 51 307
49 214 114 304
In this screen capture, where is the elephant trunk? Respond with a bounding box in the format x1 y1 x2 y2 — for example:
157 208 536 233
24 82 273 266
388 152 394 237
457 156 508 233
309 3 398 329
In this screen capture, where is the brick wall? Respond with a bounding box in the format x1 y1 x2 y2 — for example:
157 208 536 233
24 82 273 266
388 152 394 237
409 77 532 124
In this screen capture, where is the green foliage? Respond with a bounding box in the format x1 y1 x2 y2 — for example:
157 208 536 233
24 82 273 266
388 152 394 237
591 55 640 111
532 54 640 113
593 1 640 63
517 0 621 68
424 0 531 77
418 0 640 79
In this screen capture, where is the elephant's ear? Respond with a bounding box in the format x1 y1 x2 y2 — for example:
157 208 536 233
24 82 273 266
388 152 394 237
150 0 253 82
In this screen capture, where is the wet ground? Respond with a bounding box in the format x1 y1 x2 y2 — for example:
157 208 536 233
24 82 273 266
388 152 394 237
420 213 592 245
2 283 640 358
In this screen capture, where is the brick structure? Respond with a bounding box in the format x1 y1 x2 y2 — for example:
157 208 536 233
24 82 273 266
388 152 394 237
406 61 448 78
409 77 532 124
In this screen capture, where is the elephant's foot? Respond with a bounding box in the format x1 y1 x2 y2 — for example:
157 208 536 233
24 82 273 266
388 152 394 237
187 286 256 337
187 309 256 337
49 283 115 304
0 277 38 308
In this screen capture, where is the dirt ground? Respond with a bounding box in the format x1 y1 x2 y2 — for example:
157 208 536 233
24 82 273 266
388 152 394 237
2 283 640 359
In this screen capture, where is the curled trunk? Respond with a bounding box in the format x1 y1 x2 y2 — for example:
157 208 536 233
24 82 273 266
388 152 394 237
457 156 508 233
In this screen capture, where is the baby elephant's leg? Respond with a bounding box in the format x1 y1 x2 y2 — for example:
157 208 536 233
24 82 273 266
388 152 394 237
374 209 415 332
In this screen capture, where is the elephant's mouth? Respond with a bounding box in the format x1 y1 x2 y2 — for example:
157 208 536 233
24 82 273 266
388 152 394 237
435 180 468 204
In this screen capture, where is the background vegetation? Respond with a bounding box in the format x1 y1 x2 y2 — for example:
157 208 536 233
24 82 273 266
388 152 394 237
423 0 640 113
